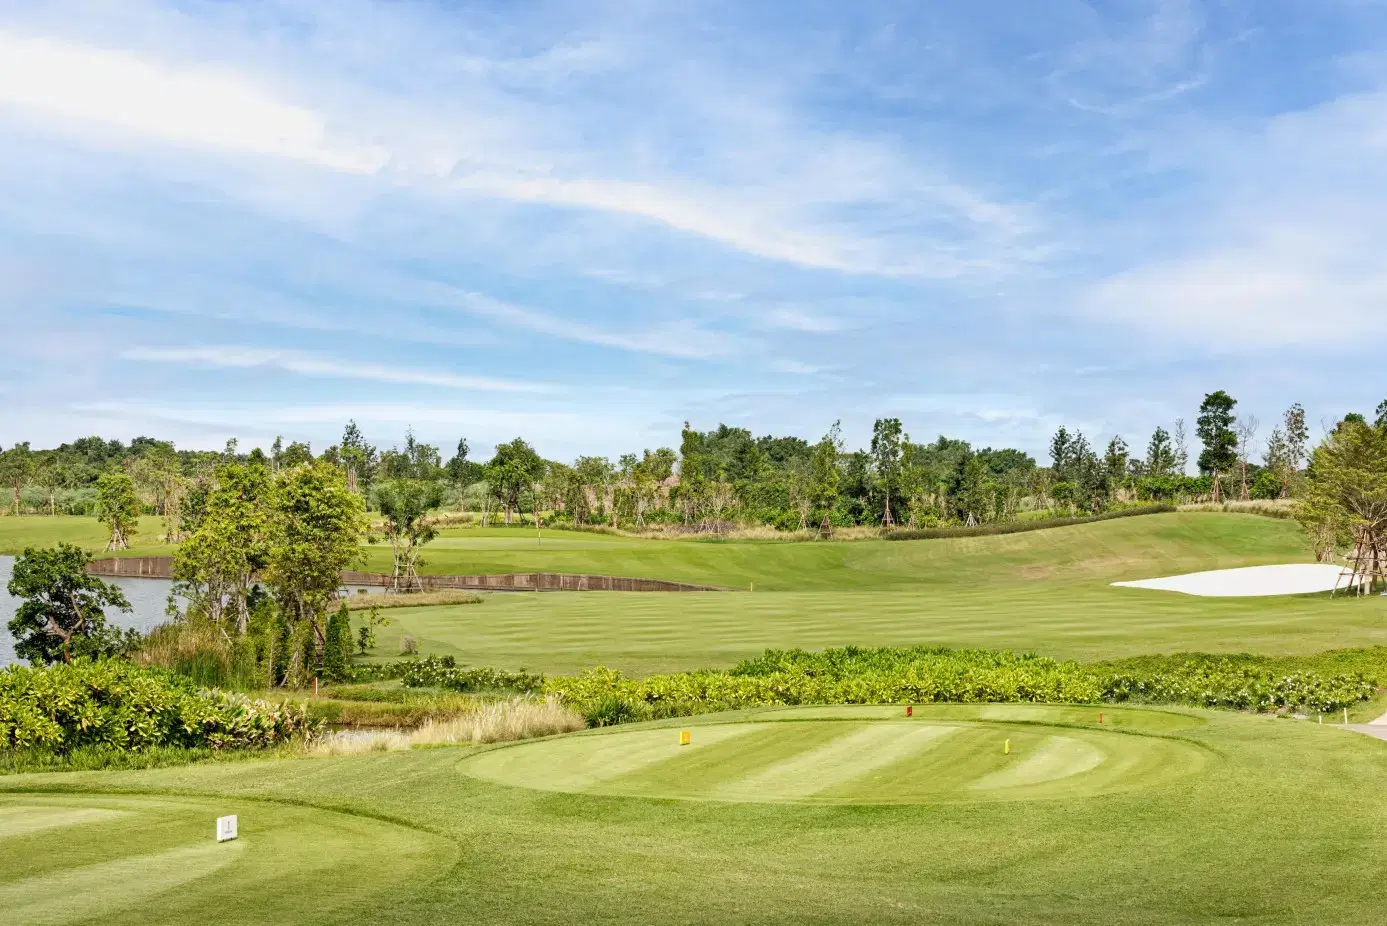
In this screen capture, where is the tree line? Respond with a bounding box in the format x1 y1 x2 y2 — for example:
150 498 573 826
0 392 1353 539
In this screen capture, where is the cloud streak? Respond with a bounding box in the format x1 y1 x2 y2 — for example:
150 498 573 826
123 346 550 393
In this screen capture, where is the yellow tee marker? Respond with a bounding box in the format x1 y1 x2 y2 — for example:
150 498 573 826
1004 738 1011 755
679 730 691 746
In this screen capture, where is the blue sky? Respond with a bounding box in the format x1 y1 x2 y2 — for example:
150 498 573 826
2 0 1386 462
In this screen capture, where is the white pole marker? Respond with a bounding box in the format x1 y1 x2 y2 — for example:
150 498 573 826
216 815 239 843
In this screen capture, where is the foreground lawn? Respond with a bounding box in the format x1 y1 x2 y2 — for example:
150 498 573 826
4 705 1387 924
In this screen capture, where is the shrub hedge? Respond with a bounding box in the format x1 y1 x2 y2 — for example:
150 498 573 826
0 659 319 752
883 504 1176 541
394 656 545 693
545 645 1381 726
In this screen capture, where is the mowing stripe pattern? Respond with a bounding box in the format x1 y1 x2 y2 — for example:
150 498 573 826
461 716 1209 805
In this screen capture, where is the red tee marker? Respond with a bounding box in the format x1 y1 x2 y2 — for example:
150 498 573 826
1098 712 1104 724
906 705 913 717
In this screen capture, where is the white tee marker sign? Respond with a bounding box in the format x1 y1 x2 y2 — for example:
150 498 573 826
216 815 239 843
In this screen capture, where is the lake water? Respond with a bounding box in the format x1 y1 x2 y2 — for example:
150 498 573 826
0 555 390 667
0 555 177 667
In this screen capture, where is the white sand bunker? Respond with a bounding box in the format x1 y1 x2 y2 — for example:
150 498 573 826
1113 564 1347 598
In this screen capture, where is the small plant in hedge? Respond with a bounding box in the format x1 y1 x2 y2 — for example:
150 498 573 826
400 656 544 693
356 605 391 655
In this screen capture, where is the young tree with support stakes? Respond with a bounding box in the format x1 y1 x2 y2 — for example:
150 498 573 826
373 478 444 592
95 472 140 551
807 422 843 536
1197 391 1238 503
0 442 32 515
1299 416 1387 586
870 418 905 528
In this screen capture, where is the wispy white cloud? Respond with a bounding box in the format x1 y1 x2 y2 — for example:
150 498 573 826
0 31 386 172
123 346 549 393
449 290 743 360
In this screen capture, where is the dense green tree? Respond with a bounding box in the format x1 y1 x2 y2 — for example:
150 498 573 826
6 544 133 664
95 472 140 551
1104 437 1130 496
263 461 367 631
322 604 352 681
171 462 272 632
1145 427 1176 477
338 420 377 494
1196 391 1239 502
485 438 545 524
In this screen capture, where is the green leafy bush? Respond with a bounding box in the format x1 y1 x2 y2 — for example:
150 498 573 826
0 659 319 753
546 644 1379 726
397 656 544 693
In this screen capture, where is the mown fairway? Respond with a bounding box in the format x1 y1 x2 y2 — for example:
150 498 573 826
359 514 1387 673
5 705 1387 924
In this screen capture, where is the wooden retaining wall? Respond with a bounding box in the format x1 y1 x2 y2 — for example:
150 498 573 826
86 557 724 593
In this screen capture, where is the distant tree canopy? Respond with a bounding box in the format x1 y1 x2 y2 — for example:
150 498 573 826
6 391 1340 535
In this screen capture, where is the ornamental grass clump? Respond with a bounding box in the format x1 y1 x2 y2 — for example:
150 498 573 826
0 659 318 753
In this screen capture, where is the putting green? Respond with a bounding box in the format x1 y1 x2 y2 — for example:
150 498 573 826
460 710 1211 805
0 793 454 926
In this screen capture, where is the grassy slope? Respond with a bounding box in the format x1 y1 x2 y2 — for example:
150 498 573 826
4 706 1387 925
361 514 1387 673
0 515 170 556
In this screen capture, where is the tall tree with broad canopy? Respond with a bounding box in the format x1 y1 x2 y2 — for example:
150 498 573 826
485 438 544 524
6 544 133 664
373 478 444 592
95 471 140 551
263 461 367 632
171 462 272 632
1196 391 1239 503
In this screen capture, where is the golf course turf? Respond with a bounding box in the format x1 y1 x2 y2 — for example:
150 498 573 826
7 511 1387 922
460 705 1211 804
4 704 1387 924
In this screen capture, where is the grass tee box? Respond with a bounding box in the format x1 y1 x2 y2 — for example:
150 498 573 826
462 704 1209 805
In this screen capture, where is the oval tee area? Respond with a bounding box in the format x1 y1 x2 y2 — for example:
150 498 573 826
459 704 1211 806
